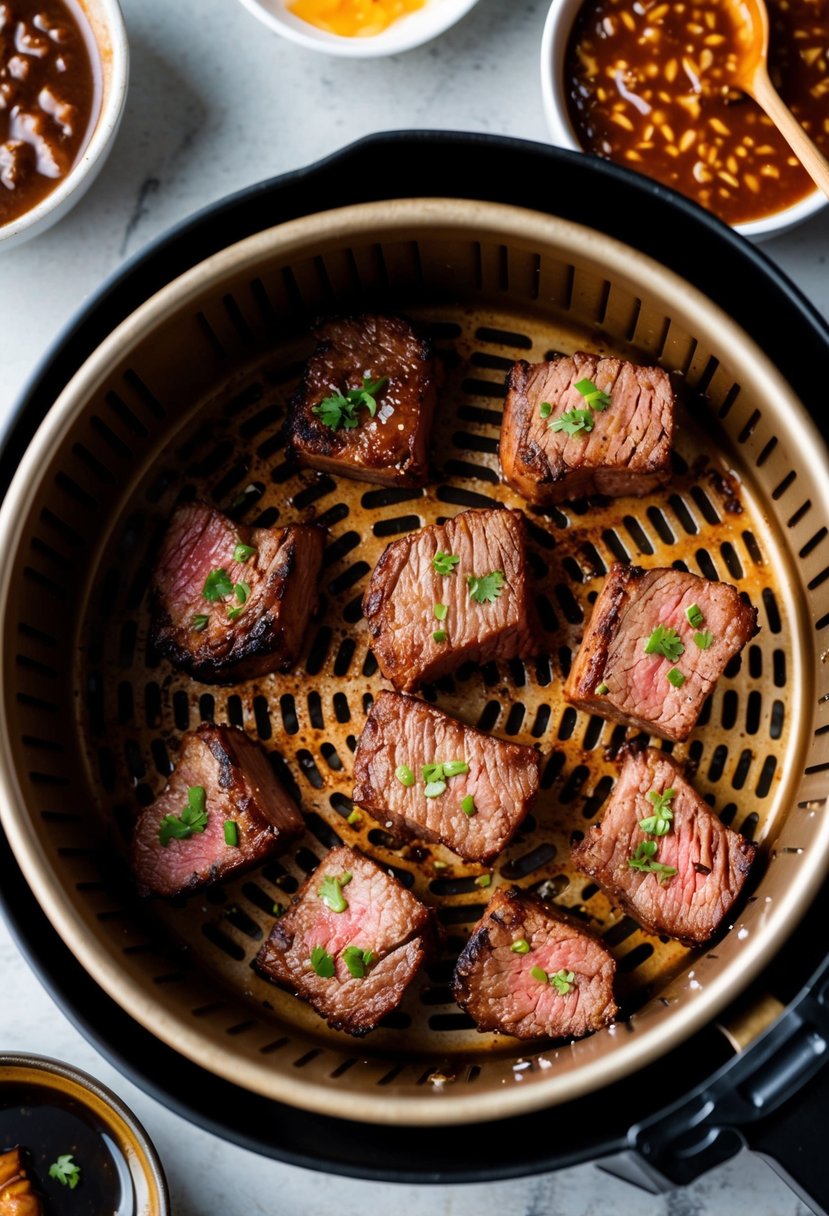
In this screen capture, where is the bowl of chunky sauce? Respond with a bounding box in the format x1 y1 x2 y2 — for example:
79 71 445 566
0 1054 168 1215
236 0 482 57
541 0 828 237
0 0 128 248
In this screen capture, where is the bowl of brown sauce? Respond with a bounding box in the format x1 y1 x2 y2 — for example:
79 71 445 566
0 1053 169 1215
540 0 827 239
0 0 128 249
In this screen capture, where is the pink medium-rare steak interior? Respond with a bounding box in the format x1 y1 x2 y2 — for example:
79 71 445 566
131 724 304 898
151 501 325 683
286 314 439 487
352 691 542 863
453 887 617 1040
255 846 438 1035
499 352 674 504
570 747 756 945
564 563 757 741
363 507 538 693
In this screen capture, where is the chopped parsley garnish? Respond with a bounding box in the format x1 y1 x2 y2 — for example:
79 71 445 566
310 945 335 978
627 840 678 883
575 378 611 410
475 874 491 888
272 902 284 917
530 965 548 984
396 764 415 787
550 969 576 995
694 630 714 650
540 401 552 419
510 938 530 954
223 820 239 847
233 541 257 563
342 946 373 978
227 605 244 622
202 568 234 601
158 785 208 847
433 629 448 643
433 603 448 621
312 375 388 431
467 570 505 604
596 681 609 695
667 667 686 688
318 871 352 913
639 787 676 837
461 794 476 816
48 1154 81 1190
234 581 250 603
644 624 685 662
191 613 209 632
347 809 362 826
424 780 447 798
685 603 704 628
549 406 595 436
433 550 460 575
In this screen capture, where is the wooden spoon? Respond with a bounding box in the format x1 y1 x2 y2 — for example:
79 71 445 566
727 0 829 199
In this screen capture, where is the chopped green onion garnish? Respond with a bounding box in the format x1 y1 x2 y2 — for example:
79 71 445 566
433 603 448 621
310 945 335 977
694 630 714 650
575 378 611 410
685 603 704 628
432 550 460 575
511 938 530 954
549 407 595 436
433 630 448 643
227 604 244 621
433 860 448 870
424 780 447 798
475 874 491 888
234 581 250 604
191 613 209 632
223 820 238 847
530 965 548 984
667 667 686 688
550 969 576 995
347 809 362 826
272 902 284 917
202 568 233 601
628 840 678 883
461 794 476 816
644 625 685 662
422 762 444 783
342 946 373 978
233 541 257 563
596 681 609 695
540 401 552 419
318 871 352 913
158 785 208 847
396 764 415 787
442 760 469 778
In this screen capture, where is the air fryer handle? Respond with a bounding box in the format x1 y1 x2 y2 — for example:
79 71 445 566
744 1057 829 1216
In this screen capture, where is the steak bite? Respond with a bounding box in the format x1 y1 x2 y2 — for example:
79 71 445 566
571 747 756 945
453 887 617 1040
286 314 439 487
352 691 542 863
151 501 325 684
0 1147 42 1216
254 846 438 1036
131 724 303 898
564 563 757 742
500 351 674 504
364 507 538 693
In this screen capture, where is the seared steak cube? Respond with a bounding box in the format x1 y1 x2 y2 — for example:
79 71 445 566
564 563 757 742
571 748 756 945
352 691 542 863
453 887 617 1040
364 507 538 693
286 314 439 487
500 352 674 504
254 846 437 1036
151 501 325 684
131 724 304 898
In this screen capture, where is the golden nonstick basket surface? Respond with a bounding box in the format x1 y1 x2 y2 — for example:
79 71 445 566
1 200 828 1127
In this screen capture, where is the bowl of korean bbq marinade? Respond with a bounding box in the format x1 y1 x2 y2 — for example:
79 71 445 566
541 0 828 239
0 0 128 249
0 1054 169 1214
0 184 827 1130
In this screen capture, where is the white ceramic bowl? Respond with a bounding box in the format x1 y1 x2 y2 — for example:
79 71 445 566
539 0 826 242
237 0 481 57
0 0 129 251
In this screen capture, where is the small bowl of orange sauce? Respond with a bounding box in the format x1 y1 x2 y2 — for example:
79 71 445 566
540 0 827 239
236 0 481 57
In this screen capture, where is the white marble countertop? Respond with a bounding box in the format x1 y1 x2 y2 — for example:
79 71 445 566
1 0 826 1212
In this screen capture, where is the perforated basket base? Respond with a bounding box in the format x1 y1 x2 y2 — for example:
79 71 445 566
2 196 828 1127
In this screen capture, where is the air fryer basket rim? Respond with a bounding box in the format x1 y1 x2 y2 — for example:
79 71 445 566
1 194 828 1128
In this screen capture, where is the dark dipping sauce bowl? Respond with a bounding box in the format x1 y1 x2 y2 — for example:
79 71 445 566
0 1054 169 1215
